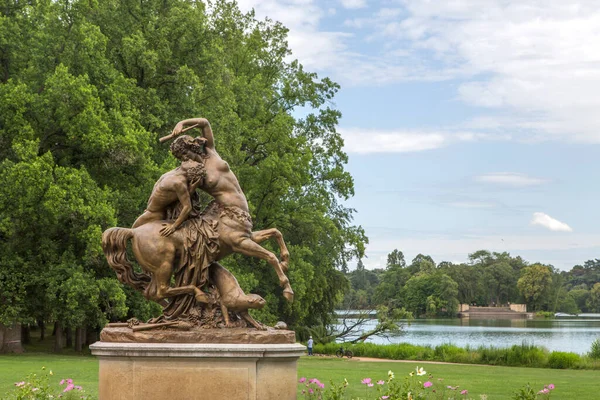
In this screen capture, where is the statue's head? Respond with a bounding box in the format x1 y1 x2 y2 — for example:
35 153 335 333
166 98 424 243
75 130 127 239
170 135 206 161
246 294 266 309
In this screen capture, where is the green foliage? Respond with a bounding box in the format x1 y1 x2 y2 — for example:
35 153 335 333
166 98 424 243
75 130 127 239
589 339 600 360
585 283 600 313
403 272 459 317
535 311 555 319
512 383 537 400
311 342 596 370
5 367 91 400
479 343 548 367
547 351 580 369
0 0 365 336
518 264 553 311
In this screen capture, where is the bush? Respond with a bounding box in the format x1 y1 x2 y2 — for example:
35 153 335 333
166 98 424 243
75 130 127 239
506 343 547 367
547 351 580 369
312 341 600 370
589 338 600 359
434 343 469 363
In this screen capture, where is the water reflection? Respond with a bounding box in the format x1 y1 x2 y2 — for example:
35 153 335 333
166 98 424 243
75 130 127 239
335 315 600 354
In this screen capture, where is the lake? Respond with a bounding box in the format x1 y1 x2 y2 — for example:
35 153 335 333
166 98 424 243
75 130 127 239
336 314 600 354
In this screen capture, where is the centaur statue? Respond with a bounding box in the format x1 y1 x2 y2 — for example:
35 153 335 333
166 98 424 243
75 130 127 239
101 118 292 329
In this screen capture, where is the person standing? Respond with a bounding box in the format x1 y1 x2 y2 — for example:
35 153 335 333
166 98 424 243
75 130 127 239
307 336 314 356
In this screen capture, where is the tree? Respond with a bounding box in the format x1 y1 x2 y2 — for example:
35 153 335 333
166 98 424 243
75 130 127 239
387 249 406 269
517 264 553 311
483 262 515 305
375 250 411 306
586 283 600 313
0 0 366 342
403 272 459 317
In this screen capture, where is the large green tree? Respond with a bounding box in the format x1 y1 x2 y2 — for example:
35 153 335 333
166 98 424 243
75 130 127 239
0 0 366 346
517 264 553 311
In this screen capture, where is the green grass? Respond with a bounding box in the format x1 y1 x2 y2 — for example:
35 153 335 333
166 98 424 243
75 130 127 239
3 353 598 399
0 353 99 398
297 357 600 399
3 340 599 400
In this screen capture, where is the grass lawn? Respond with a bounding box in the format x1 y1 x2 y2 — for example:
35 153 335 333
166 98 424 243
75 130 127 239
0 353 99 398
298 356 598 399
2 351 598 399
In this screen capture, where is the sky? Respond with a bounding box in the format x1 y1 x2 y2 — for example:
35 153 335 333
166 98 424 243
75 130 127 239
236 0 600 271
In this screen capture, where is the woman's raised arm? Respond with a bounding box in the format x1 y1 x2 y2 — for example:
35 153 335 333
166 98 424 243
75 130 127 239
165 118 215 149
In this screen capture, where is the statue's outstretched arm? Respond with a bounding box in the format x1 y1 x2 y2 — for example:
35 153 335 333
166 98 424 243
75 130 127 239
159 181 192 237
166 118 215 149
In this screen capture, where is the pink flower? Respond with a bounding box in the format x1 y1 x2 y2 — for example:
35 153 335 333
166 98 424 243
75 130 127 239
548 384 555 390
75 385 82 390
60 379 65 385
64 383 75 392
538 388 549 394
377 380 385 385
309 388 314 394
361 378 372 385
67 379 73 385
423 381 433 388
368 383 374 387
461 390 468 395
309 378 321 385
299 377 306 383
447 385 458 390
15 382 25 387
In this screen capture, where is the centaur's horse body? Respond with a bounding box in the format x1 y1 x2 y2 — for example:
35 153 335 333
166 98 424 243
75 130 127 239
102 211 291 309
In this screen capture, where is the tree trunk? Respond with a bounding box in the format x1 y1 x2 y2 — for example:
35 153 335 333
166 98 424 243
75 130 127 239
38 319 45 341
65 327 72 348
85 326 98 346
74 327 83 352
0 323 24 353
21 324 31 345
54 321 63 353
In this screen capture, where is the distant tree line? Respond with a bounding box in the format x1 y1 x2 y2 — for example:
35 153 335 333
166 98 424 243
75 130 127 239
342 250 600 317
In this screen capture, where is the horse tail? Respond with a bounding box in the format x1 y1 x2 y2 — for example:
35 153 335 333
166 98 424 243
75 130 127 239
102 227 150 291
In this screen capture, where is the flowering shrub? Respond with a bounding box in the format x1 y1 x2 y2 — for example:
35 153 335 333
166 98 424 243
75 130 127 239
299 366 480 400
512 383 556 400
6 367 92 400
299 377 326 399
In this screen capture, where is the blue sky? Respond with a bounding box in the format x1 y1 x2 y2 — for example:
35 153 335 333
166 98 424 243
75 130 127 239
237 0 600 270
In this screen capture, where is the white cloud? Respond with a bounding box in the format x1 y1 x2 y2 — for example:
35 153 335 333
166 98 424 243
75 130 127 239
377 1 600 143
237 0 600 143
531 212 573 232
339 128 508 153
339 0 367 9
475 172 548 187
340 128 445 153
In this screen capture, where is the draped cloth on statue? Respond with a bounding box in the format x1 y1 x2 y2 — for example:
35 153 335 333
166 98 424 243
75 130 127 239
161 201 221 320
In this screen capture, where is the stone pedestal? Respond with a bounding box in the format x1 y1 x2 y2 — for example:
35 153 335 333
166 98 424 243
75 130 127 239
90 334 305 400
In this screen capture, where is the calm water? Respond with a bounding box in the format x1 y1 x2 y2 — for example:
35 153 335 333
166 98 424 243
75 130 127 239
337 315 600 354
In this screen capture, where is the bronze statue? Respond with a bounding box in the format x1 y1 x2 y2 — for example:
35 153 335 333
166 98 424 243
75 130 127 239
102 118 292 329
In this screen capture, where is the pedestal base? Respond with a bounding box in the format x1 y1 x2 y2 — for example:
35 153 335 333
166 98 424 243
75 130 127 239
90 341 305 400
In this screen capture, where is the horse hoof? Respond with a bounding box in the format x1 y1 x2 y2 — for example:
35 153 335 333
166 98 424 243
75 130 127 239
195 294 209 304
283 288 294 303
